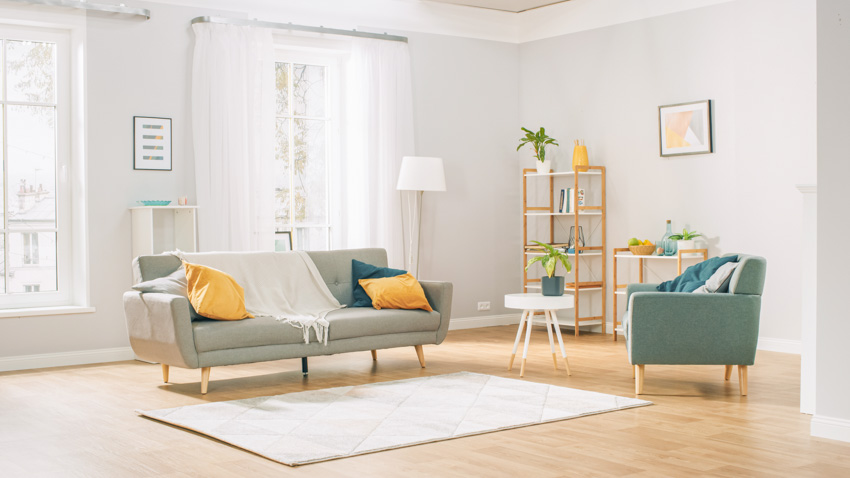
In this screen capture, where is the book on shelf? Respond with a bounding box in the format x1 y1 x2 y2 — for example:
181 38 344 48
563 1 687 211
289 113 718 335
565 188 572 213
577 188 585 207
558 189 565 213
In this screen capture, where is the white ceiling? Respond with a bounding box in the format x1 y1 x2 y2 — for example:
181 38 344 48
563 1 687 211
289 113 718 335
426 0 571 13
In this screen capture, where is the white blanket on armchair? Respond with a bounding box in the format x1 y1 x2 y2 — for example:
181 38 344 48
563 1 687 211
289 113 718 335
178 251 342 344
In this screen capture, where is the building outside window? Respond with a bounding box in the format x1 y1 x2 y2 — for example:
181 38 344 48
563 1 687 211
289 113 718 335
273 60 331 251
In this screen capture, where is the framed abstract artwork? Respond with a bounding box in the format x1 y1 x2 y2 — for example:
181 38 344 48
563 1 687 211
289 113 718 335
134 116 172 170
658 100 713 157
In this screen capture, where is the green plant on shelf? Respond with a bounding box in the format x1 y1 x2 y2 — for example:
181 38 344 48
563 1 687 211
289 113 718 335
668 229 703 241
517 127 559 163
525 241 572 278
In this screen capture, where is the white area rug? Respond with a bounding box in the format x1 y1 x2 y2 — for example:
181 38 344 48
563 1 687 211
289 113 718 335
140 372 651 466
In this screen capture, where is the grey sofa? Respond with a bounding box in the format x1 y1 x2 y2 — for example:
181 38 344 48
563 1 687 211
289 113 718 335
123 248 453 393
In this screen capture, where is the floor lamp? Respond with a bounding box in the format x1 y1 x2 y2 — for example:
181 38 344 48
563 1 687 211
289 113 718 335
396 156 446 278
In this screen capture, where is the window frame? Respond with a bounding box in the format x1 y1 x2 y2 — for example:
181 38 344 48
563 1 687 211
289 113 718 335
0 24 72 309
273 47 341 252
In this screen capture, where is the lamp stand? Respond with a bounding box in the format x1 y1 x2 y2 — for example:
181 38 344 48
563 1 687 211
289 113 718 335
404 190 423 278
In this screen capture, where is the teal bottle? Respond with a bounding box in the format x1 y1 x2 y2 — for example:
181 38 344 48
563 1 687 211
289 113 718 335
661 220 676 256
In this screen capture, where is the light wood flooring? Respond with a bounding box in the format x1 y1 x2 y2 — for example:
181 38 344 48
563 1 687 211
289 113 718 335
1 325 848 477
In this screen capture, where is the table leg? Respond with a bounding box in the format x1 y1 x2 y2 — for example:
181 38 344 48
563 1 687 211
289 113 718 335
549 310 572 376
509 310 529 371
545 310 558 371
520 309 534 377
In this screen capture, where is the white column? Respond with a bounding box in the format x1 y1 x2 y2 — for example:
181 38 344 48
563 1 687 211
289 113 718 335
796 185 816 415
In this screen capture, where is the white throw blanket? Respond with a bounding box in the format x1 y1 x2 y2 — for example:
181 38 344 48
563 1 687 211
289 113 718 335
175 251 342 344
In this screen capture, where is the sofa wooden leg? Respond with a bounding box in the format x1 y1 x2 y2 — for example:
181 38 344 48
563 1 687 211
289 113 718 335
414 345 426 368
725 365 733 381
301 357 308 376
738 365 748 396
200 367 211 394
635 365 645 395
161 364 170 383
371 350 377 361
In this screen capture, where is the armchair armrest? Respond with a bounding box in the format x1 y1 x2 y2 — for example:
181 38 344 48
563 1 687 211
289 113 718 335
626 283 660 309
627 292 761 366
419 281 453 344
123 291 199 369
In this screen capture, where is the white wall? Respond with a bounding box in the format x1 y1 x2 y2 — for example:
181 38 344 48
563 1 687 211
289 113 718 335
518 0 816 346
813 0 850 443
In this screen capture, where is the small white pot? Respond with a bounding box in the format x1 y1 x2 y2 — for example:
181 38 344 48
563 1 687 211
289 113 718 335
677 239 695 254
536 158 550 174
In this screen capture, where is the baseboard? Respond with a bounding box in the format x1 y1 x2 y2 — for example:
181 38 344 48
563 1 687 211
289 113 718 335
0 347 135 372
449 314 519 330
757 337 801 355
812 414 850 443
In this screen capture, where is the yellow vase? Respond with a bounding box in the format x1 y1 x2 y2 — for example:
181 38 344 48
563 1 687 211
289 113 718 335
572 143 589 172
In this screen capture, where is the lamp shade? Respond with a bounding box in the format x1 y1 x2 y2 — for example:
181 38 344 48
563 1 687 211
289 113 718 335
396 156 446 191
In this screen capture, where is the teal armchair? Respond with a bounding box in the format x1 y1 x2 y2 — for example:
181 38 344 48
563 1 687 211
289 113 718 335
623 254 766 396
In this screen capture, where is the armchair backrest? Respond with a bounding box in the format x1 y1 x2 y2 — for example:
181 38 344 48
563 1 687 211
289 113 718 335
722 253 766 296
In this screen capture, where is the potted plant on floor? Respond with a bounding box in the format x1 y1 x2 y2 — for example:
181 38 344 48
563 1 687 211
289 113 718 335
525 240 572 296
668 228 703 253
517 127 559 174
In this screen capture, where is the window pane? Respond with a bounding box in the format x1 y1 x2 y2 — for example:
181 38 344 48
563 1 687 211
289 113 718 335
6 40 56 104
295 228 329 251
7 105 56 229
274 118 290 229
9 231 56 293
292 119 326 226
292 64 325 117
275 62 290 116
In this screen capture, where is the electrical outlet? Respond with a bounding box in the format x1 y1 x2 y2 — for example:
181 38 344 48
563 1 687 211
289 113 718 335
477 301 491 311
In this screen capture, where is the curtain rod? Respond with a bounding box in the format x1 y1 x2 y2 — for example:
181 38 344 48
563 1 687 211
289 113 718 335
8 0 150 19
190 16 408 43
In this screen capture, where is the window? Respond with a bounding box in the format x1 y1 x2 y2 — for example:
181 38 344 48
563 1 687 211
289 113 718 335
0 25 72 308
274 61 331 251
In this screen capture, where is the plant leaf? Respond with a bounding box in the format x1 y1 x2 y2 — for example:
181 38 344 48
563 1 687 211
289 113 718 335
558 254 572 273
525 255 545 271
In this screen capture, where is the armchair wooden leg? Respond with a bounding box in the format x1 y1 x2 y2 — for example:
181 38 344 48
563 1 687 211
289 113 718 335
161 364 169 383
635 365 645 395
725 365 733 381
200 367 211 394
414 345 426 368
738 365 748 396
371 350 377 361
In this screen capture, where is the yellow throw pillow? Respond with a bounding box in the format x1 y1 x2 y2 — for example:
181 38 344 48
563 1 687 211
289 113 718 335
183 261 253 321
358 273 433 312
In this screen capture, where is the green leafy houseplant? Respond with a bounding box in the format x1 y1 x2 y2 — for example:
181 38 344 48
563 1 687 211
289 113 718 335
525 241 572 277
668 229 703 241
517 127 559 163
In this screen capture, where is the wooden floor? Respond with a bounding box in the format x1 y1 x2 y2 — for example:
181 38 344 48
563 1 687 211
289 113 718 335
1 325 848 477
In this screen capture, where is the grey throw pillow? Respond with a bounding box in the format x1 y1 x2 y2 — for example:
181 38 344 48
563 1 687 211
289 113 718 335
132 267 201 319
693 262 738 294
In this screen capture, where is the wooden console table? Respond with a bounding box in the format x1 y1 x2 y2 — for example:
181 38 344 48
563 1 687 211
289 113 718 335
611 248 708 341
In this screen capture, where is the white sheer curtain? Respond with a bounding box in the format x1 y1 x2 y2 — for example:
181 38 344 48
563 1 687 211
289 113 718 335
339 39 415 269
191 23 275 251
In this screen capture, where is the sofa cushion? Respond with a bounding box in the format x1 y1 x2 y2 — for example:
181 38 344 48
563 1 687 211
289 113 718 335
358 273 433 312
185 261 253 321
326 308 440 340
192 308 441 353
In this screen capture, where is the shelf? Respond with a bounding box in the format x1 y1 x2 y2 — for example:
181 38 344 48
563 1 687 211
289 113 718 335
524 171 603 177
525 285 603 292
615 291 626 296
525 211 603 216
129 205 199 210
525 251 602 257
614 253 704 260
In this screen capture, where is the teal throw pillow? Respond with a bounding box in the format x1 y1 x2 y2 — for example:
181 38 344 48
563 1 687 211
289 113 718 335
657 255 739 293
351 259 407 307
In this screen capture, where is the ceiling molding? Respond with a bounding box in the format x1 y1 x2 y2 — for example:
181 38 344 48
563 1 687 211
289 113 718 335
425 0 570 14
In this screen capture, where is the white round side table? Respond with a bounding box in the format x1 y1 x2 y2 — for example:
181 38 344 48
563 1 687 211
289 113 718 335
504 293 574 377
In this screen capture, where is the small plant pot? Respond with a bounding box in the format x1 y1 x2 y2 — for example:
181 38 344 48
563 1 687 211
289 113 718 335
541 276 565 296
676 239 695 252
536 158 550 174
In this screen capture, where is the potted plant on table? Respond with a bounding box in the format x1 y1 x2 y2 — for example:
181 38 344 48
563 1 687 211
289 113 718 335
525 240 572 296
668 228 703 253
517 127 559 174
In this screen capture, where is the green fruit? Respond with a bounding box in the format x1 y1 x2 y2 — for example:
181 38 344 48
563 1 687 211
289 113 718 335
628 238 640 246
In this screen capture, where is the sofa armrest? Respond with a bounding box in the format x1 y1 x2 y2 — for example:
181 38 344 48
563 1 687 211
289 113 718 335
123 291 199 369
419 280 453 344
625 283 660 309
627 292 761 366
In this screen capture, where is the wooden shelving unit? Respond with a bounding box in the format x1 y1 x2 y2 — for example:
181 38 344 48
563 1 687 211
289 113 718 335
611 247 708 341
522 166 606 336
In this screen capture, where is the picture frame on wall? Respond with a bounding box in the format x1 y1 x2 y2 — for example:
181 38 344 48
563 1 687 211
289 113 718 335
133 116 172 170
658 100 713 157
275 231 293 251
